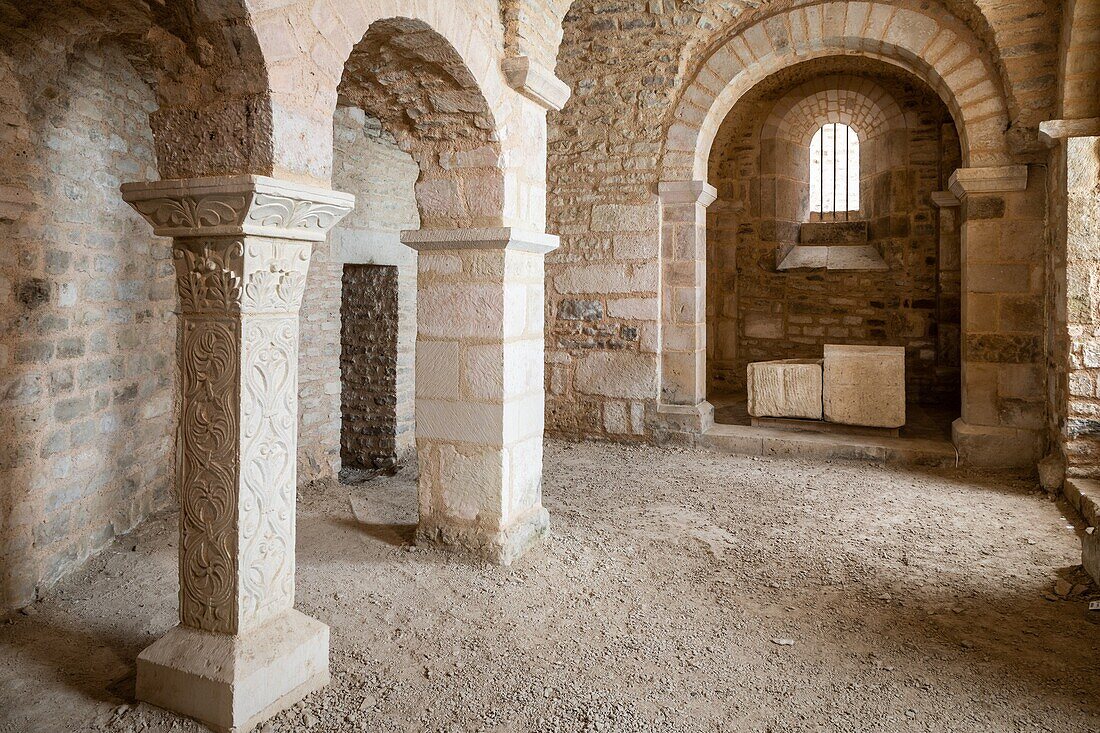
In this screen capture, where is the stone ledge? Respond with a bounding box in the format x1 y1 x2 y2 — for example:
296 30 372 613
400 227 559 254
501 55 572 111
1039 118 1100 146
657 180 718 207
777 244 888 271
948 166 1028 198
1064 478 1100 585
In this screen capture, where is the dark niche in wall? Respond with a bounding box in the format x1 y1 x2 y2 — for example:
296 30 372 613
340 263 400 475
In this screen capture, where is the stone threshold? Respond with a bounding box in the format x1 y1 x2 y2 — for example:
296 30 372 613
693 423 957 468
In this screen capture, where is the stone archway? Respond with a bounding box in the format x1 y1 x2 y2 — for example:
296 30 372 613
656 2 1042 468
117 5 568 731
705 62 963 434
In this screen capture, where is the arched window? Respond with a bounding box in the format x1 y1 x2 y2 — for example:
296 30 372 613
809 123 859 217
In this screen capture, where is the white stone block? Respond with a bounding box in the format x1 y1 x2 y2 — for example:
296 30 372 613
823 345 906 428
136 610 328 733
747 359 823 420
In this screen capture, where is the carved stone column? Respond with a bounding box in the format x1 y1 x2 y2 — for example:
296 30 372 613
657 181 718 433
400 227 557 564
121 176 353 733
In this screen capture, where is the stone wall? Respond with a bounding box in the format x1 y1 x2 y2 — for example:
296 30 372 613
706 61 962 405
298 107 419 481
0 42 172 612
341 265 400 471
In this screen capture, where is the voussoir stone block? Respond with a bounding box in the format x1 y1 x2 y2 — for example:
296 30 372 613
747 359 823 420
823 345 906 428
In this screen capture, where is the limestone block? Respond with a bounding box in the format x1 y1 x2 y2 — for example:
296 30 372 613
823 345 906 428
574 352 658 399
747 359 823 420
136 610 328 733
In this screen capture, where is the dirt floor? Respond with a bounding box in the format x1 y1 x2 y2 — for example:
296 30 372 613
1 440 1098 733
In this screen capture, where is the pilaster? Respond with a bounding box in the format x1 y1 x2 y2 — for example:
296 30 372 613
400 227 558 564
948 166 1044 467
121 175 353 733
657 181 718 433
1040 122 1100 497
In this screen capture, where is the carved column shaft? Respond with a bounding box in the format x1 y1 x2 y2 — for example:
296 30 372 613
171 236 310 633
122 175 353 733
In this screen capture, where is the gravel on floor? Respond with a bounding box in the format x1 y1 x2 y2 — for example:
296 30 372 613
1 439 1098 733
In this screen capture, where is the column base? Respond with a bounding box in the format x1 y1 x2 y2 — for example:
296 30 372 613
951 418 1042 468
417 505 550 565
136 609 329 733
656 401 715 434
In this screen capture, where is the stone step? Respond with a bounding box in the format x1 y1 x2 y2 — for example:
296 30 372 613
695 423 957 468
1063 478 1100 584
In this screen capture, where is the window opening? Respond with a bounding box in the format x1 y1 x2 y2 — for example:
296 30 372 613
809 123 859 219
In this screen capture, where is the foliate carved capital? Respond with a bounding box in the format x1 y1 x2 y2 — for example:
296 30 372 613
174 239 312 315
122 175 354 242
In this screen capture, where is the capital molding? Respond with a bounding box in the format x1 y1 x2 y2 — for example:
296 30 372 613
930 190 960 209
1039 118 1100 147
501 55 572 112
658 180 718 208
121 175 354 242
400 227 560 255
947 166 1028 200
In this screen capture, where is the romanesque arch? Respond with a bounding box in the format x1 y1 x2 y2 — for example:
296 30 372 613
663 2 1013 183
656 2 1041 470
113 6 569 731
1060 0 1100 121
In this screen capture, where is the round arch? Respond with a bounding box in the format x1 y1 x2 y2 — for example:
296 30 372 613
761 76 908 147
250 1 512 187
1060 0 1100 120
662 2 1013 183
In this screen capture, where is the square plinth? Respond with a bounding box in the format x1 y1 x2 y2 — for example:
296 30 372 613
823 344 905 428
136 609 329 733
747 359 823 420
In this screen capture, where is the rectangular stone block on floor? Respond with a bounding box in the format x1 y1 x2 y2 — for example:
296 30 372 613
747 358 823 420
823 345 905 428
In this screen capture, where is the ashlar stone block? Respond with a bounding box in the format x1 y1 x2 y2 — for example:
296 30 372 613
747 359 823 420
823 345 906 428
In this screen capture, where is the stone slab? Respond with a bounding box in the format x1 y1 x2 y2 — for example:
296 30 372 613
751 416 900 438
747 359 823 420
823 345 905 428
136 609 329 733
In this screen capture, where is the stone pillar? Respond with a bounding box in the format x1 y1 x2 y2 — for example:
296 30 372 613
121 176 354 733
656 180 718 433
930 190 962 396
1040 120 1100 477
1039 119 1100 584
948 165 1045 467
400 227 557 564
